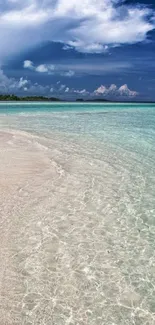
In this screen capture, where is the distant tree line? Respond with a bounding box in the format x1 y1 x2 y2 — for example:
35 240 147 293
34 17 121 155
0 94 60 101
1 94 145 103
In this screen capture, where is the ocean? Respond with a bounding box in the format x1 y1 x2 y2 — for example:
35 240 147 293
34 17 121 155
0 102 155 325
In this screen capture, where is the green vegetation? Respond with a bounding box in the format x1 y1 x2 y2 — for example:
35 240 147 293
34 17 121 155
0 94 150 103
0 94 61 101
0 94 20 101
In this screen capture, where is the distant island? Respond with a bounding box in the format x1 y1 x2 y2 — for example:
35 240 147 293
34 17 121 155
0 94 110 102
0 94 154 103
76 98 109 102
0 94 60 101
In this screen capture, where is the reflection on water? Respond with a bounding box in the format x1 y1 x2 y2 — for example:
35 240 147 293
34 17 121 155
0 103 155 325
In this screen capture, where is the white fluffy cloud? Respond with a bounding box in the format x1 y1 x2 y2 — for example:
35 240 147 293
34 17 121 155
23 59 133 77
118 84 138 97
0 69 138 98
0 0 154 60
0 69 29 92
74 89 89 95
23 60 74 77
0 69 49 95
18 77 29 88
94 83 138 97
35 64 54 73
23 60 34 69
0 69 79 96
65 87 70 93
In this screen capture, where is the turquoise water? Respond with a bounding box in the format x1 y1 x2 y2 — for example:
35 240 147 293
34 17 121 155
0 103 155 325
1 103 155 164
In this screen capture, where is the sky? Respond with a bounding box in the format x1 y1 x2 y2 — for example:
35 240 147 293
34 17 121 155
0 0 155 100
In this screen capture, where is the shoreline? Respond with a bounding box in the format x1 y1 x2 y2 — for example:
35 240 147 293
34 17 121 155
0 101 155 106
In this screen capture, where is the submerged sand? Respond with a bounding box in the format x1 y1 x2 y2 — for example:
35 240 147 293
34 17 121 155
0 129 155 325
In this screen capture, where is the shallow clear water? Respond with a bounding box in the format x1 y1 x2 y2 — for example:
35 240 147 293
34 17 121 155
0 103 155 325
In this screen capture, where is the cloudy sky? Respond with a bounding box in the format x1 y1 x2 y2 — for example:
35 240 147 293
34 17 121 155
0 0 155 100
